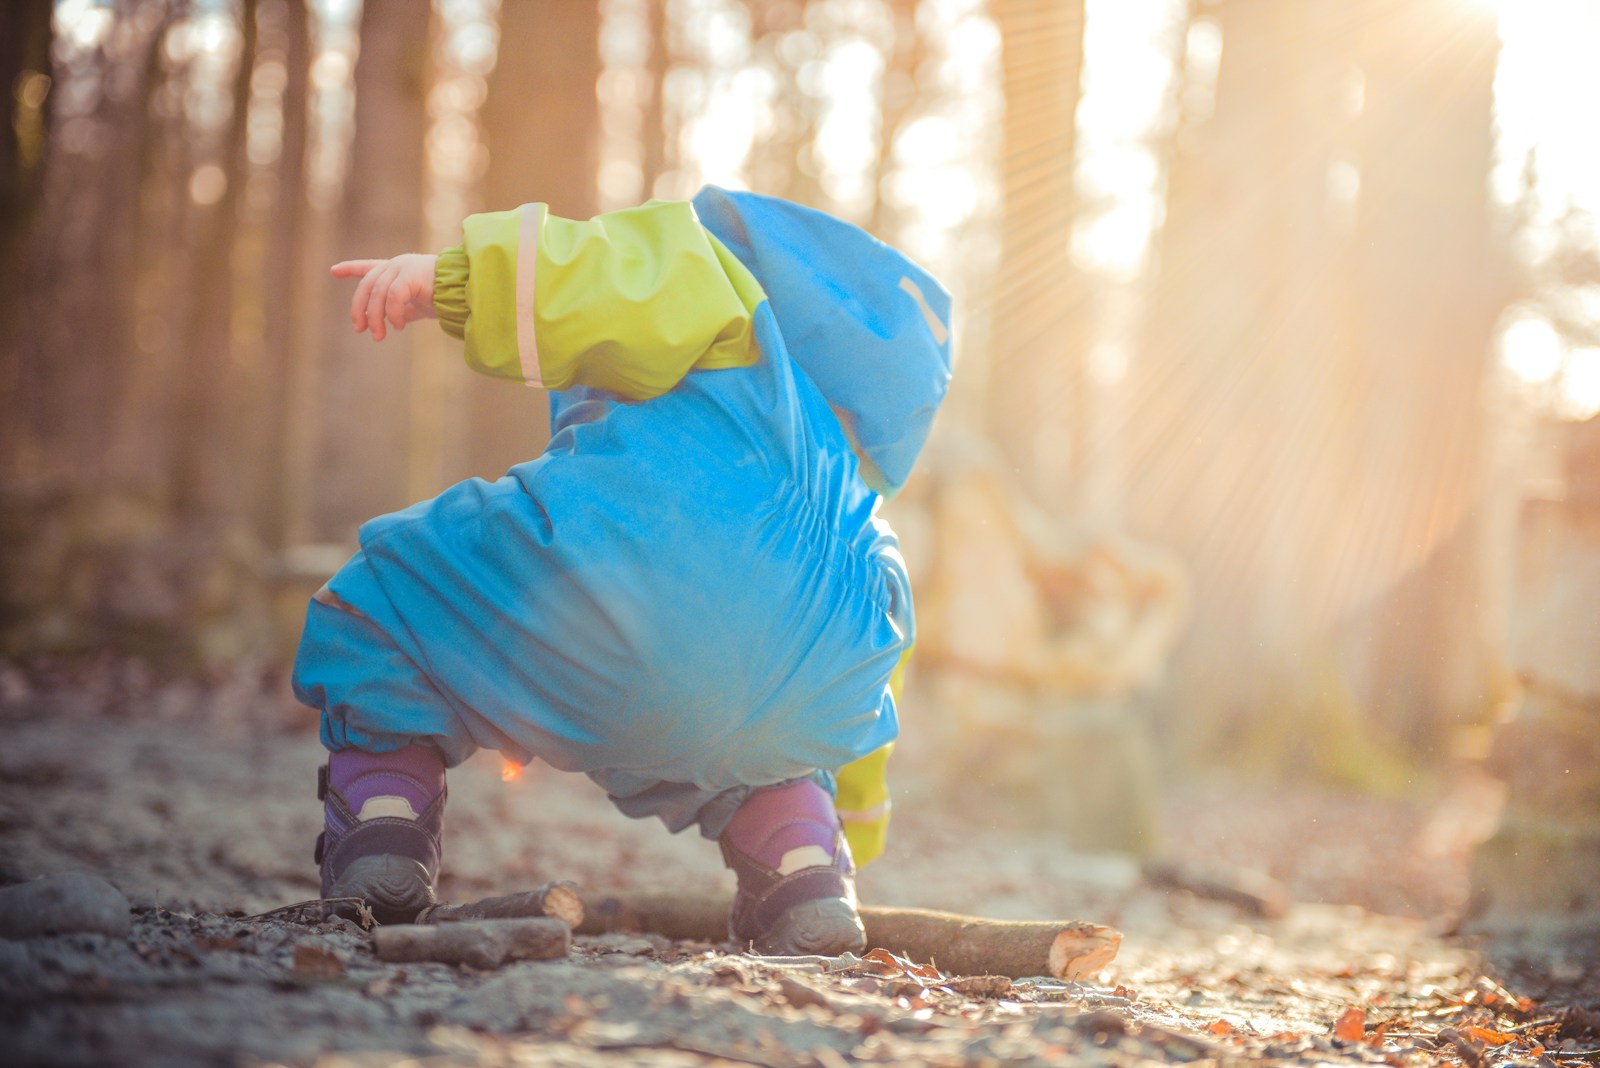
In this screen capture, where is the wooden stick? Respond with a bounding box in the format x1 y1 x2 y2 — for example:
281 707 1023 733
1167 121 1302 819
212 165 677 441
864 907 1121 981
576 889 1121 979
416 881 584 928
576 889 728 943
373 917 571 968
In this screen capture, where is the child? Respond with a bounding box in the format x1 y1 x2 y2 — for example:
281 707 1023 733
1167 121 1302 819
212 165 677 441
294 186 952 954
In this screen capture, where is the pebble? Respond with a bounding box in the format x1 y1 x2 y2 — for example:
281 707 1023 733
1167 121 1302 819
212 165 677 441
0 873 132 939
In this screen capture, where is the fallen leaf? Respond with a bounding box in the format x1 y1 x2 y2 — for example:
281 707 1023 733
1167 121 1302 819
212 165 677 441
1334 1007 1366 1042
196 935 242 951
1209 1019 1237 1036
1463 1025 1515 1046
293 943 344 978
860 947 944 982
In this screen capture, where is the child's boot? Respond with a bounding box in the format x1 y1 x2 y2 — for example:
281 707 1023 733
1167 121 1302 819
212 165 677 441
315 744 446 924
719 779 867 955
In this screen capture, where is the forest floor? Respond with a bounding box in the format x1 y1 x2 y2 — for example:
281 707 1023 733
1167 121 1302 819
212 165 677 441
1 657 1596 1068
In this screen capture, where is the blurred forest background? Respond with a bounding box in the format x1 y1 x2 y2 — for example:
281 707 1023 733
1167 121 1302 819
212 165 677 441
3 0 1599 847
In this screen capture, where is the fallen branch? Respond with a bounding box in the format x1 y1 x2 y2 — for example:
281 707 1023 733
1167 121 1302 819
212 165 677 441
577 889 727 942
373 917 571 968
246 898 374 930
416 881 584 928
577 890 1121 980
865 906 1120 981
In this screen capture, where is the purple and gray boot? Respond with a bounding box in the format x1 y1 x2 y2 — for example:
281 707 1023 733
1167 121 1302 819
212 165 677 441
719 778 867 955
315 744 446 924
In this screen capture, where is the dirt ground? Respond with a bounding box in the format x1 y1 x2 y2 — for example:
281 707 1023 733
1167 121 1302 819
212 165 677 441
1 657 1596 1068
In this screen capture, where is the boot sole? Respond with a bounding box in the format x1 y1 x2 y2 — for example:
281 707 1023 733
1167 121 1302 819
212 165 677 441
751 896 867 956
328 854 436 925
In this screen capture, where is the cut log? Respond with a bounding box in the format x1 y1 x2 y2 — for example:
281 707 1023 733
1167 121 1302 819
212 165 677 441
372 917 571 968
863 907 1120 981
577 889 728 943
577 890 1121 979
416 881 584 928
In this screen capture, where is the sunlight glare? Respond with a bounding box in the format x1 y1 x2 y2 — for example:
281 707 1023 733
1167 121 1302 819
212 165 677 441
55 0 113 53
1499 314 1563 384
1558 348 1600 422
1491 0 1600 226
1074 0 1186 281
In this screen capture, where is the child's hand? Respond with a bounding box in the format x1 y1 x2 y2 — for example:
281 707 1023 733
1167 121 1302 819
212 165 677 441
331 254 439 341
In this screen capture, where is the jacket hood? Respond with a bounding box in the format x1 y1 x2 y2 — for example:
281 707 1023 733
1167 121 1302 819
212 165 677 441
692 185 953 498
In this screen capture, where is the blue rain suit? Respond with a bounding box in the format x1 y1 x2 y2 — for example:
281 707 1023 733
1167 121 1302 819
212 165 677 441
292 187 952 839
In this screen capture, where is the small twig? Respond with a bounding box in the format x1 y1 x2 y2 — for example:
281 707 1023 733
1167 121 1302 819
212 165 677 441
1507 1017 1566 1034
245 898 374 929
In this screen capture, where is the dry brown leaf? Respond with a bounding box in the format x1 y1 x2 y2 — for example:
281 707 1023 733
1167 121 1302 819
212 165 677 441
1463 1025 1515 1046
860 946 945 983
1334 1007 1366 1042
292 943 344 978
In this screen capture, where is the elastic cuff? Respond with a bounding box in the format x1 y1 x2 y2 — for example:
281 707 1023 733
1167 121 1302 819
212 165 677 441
433 244 469 339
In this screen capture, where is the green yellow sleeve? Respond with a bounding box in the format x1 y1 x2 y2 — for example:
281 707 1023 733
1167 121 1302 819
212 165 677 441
834 647 912 867
441 200 765 398
433 245 469 338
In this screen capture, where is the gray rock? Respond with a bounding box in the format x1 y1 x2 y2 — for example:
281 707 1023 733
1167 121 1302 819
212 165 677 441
0 873 132 939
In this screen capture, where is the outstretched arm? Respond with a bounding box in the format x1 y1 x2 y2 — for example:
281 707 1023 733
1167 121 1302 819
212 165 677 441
331 253 438 341
436 201 763 398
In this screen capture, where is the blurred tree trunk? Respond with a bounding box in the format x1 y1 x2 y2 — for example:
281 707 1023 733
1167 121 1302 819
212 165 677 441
1131 0 1355 766
172 0 260 522
255 0 312 548
6 2 170 487
1341 0 1513 749
987 0 1086 507
0 0 54 468
311 0 431 540
1134 0 1510 772
0 0 52 280
453 0 602 483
